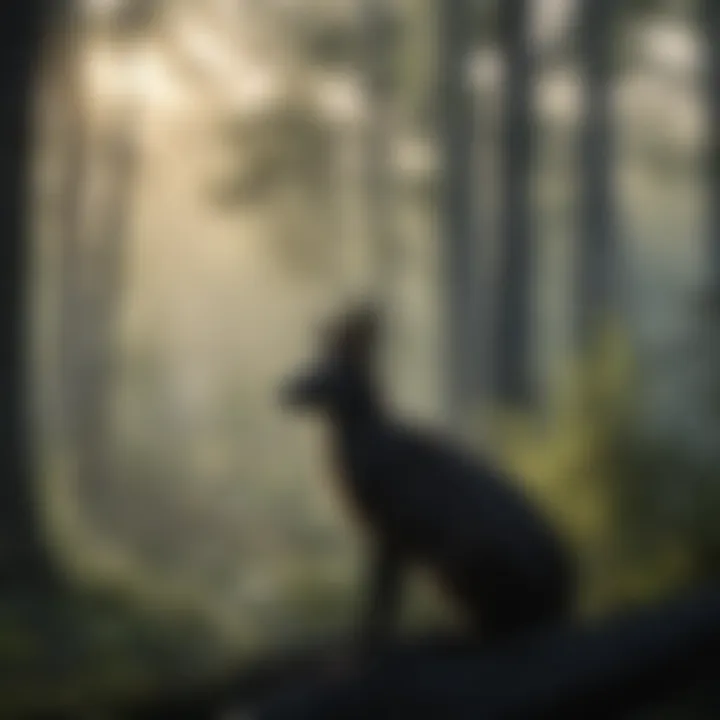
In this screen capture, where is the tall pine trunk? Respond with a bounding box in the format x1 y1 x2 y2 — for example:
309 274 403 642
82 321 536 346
494 0 534 407
73 85 142 524
576 0 617 351
438 0 478 424
51 12 141 528
54 6 90 467
704 0 720 296
363 0 396 306
0 0 54 583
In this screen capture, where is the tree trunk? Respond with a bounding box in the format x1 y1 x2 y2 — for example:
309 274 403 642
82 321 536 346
704 0 720 296
363 1 397 305
362 0 403 417
576 0 617 351
74 90 142 524
0 0 54 583
494 0 534 408
54 5 90 462
52 11 141 528
438 0 478 424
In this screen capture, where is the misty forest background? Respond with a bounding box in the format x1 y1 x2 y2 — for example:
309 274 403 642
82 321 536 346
4 0 720 713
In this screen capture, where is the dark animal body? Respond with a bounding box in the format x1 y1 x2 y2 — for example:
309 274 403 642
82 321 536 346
281 305 575 646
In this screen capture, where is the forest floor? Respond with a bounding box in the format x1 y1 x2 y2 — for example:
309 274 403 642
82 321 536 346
0 586 227 717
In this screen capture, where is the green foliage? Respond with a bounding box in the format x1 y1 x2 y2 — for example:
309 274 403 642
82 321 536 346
212 99 330 207
487 321 720 616
209 92 337 280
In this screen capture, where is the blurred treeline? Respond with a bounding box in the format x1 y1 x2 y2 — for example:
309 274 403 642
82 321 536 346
5 0 719 713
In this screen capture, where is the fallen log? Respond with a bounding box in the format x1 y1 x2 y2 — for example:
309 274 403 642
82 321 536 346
253 585 720 720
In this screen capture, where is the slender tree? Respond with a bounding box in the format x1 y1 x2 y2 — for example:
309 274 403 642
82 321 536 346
46 1 151 528
0 0 54 582
363 0 398 305
54 3 91 470
494 0 534 407
703 0 720 296
75 101 142 521
401 0 435 130
67 11 147 522
576 0 618 351
438 0 478 424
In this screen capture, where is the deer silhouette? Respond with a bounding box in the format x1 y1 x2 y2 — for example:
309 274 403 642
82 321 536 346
280 304 575 648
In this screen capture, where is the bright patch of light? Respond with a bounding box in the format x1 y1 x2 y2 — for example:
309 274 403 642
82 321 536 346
233 67 284 111
641 20 702 75
177 18 235 79
538 68 583 126
86 44 189 109
130 48 188 106
314 74 366 124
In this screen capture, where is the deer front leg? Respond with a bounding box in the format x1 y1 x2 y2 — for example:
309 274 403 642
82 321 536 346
325 542 403 680
361 541 404 654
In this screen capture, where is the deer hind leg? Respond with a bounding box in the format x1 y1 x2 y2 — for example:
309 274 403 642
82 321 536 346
446 567 553 646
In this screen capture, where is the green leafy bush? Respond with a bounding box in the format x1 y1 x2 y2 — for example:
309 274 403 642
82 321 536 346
486 321 720 616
